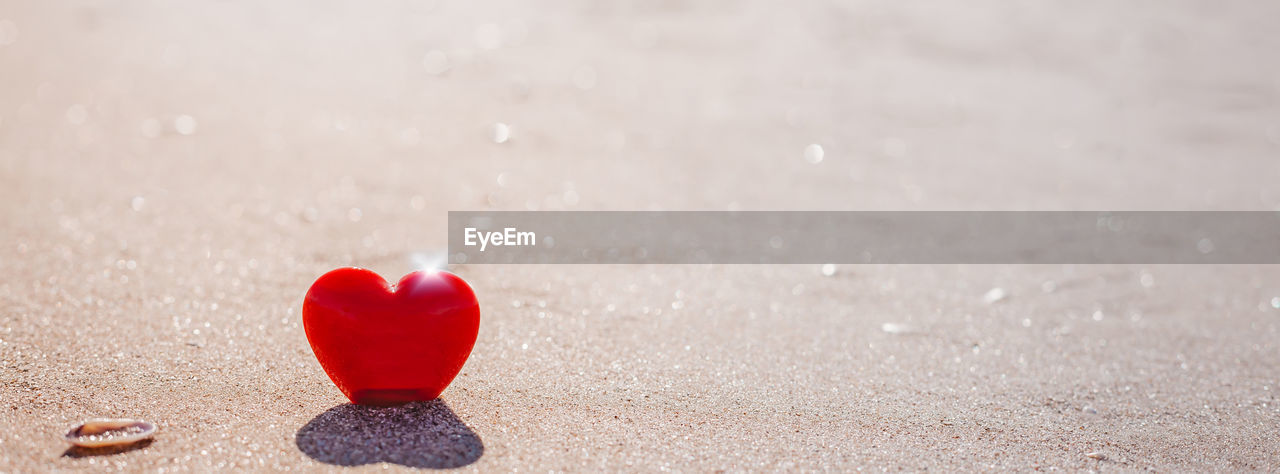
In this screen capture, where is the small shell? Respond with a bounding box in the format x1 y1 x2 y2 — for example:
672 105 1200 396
65 419 156 448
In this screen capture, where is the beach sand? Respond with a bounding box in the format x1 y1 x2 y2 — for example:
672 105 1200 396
2 0 1279 470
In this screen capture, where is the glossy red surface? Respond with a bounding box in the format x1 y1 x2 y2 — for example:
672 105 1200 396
302 268 480 406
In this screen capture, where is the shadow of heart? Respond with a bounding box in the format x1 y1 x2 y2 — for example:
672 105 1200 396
295 400 483 468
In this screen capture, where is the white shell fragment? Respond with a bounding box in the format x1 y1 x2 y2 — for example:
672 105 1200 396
64 418 156 448
982 287 1008 304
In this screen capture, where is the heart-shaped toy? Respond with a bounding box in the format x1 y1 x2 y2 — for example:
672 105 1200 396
303 268 480 406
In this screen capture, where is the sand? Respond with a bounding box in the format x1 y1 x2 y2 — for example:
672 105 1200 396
2 0 1279 471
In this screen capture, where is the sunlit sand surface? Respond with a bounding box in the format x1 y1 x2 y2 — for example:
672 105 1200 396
2 1 1279 470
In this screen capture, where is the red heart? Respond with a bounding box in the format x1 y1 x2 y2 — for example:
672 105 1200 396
303 268 480 406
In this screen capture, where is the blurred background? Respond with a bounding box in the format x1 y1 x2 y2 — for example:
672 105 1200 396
2 0 1278 470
